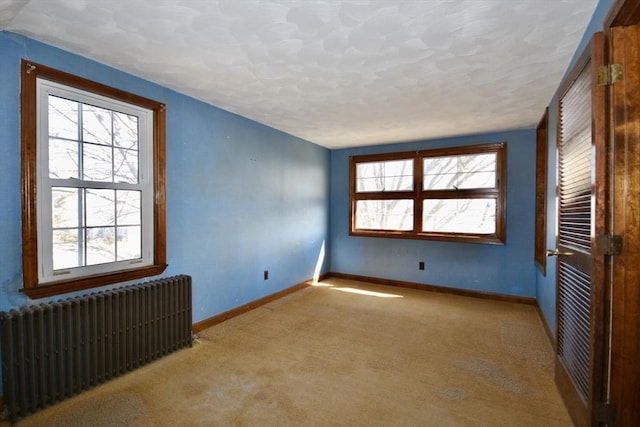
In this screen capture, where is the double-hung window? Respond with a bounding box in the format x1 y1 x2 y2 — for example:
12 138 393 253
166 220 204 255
350 142 506 244
21 60 167 298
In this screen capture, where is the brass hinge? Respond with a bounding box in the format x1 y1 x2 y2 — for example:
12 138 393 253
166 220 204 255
595 234 623 256
594 402 617 425
598 63 623 86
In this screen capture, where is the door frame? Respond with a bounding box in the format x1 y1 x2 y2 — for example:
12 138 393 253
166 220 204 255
602 0 640 424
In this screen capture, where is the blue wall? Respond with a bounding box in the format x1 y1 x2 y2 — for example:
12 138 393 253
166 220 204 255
0 32 331 323
535 0 614 337
330 129 537 298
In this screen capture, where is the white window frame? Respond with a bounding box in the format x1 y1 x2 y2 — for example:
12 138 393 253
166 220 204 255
35 79 155 284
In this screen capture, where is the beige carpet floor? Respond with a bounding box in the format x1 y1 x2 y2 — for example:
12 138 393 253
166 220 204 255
4 278 572 426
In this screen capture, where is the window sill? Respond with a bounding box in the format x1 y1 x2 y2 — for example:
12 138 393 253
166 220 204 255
350 230 505 245
20 264 168 299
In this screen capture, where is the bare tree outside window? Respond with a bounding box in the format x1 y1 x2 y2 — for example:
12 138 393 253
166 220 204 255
48 95 142 270
350 143 505 244
422 153 497 234
355 160 413 230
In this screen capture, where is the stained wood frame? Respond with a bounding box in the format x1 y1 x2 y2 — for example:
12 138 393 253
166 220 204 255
349 142 506 244
602 0 640 424
20 60 167 299
534 108 548 275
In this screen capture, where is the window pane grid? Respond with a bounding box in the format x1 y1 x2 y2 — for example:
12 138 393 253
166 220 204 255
355 200 414 231
356 159 413 193
350 143 505 243
422 198 497 234
51 187 142 270
47 93 144 271
423 153 497 190
48 95 140 185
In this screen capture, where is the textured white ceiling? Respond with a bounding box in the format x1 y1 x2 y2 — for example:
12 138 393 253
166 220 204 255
1 0 598 149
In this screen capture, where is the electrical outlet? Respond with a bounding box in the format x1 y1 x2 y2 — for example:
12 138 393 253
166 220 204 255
419 261 425 270
264 270 269 280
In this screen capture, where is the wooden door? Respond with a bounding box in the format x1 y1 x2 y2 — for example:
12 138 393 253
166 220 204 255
605 2 640 423
553 33 607 427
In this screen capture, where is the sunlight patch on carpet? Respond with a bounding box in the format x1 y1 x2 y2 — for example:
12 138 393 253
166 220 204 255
330 287 403 298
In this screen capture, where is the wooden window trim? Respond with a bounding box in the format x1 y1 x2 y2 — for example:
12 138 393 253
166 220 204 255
349 142 506 244
20 60 167 299
534 109 548 275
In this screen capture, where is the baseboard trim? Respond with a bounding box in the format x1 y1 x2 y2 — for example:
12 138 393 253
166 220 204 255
535 303 557 349
191 271 534 333
326 272 536 305
192 274 330 334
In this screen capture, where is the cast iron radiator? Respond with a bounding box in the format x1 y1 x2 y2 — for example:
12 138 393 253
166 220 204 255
0 274 192 422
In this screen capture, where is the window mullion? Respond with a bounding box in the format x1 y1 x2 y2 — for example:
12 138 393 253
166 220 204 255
352 191 414 200
414 154 423 234
79 188 86 268
77 103 85 269
421 188 499 199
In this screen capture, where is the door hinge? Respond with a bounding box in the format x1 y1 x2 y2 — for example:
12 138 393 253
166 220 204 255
595 234 623 256
594 402 617 425
598 63 623 86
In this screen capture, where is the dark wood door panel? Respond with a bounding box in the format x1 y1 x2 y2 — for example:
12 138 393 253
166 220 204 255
607 21 640 426
554 31 606 427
